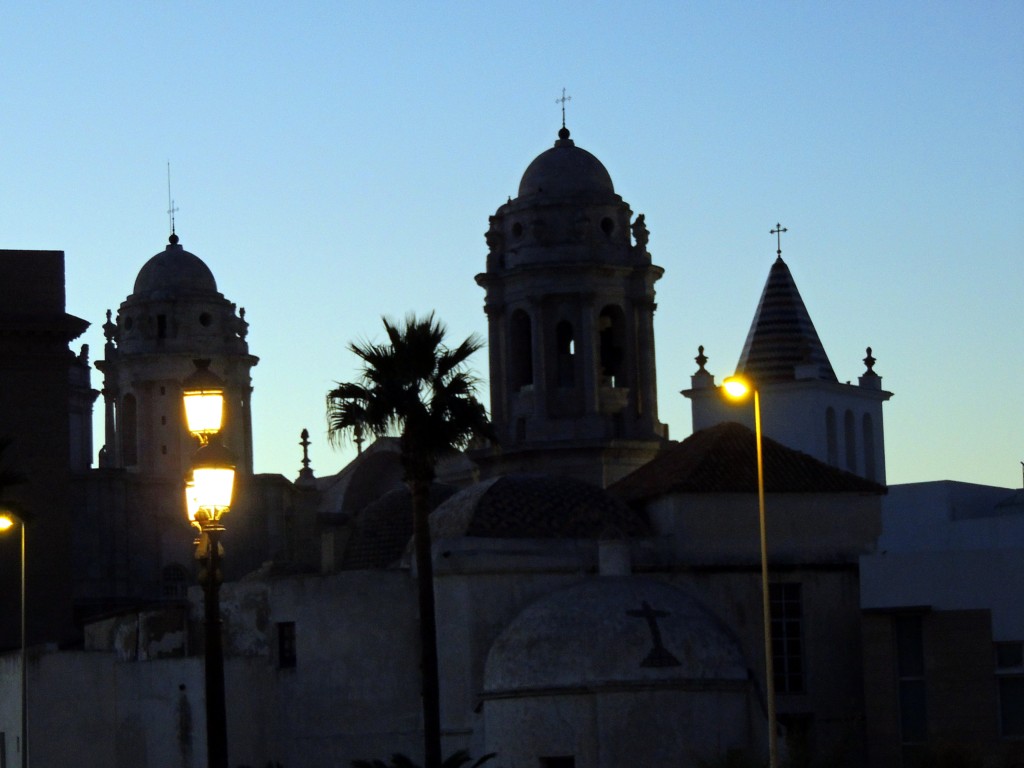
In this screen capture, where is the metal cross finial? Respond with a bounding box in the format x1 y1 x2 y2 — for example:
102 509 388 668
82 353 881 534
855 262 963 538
770 222 788 258
556 87 571 128
166 162 179 236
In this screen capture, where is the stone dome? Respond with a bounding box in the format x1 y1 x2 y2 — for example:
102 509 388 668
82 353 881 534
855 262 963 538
518 127 615 199
484 577 748 694
131 234 218 299
430 473 649 540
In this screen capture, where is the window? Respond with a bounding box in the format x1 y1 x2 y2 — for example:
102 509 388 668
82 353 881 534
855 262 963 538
510 310 534 391
598 305 625 387
278 622 297 669
895 615 927 749
996 641 1024 737
161 564 189 600
770 583 804 693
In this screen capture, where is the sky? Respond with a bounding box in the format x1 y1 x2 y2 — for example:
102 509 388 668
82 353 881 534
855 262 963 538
1 2 1021 488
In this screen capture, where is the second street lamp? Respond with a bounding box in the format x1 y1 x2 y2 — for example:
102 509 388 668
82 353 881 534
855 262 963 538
721 375 778 768
183 359 235 768
0 510 27 768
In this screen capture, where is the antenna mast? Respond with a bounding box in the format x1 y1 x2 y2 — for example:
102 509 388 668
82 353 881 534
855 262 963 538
556 88 571 128
166 162 179 236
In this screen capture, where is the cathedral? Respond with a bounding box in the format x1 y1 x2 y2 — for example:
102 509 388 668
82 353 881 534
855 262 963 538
10 118 1012 768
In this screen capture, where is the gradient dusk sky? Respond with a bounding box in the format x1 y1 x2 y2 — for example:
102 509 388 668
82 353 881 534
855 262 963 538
1 2 1021 488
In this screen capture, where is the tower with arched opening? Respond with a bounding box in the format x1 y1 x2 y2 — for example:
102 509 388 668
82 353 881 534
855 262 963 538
476 126 668 486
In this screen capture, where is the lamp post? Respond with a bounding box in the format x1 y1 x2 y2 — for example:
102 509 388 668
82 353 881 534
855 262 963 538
0 510 26 768
183 359 236 768
722 375 778 768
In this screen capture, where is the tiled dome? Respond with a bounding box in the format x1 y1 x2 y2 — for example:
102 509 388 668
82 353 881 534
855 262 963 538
430 473 649 540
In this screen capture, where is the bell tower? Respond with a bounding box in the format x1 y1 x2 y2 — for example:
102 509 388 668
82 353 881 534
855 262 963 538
476 125 667 487
683 244 892 484
96 233 258 479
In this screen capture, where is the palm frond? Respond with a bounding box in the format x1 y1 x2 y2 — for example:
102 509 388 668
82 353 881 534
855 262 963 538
325 313 491 468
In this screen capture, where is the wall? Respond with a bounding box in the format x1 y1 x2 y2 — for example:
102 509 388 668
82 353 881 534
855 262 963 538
0 250 88 648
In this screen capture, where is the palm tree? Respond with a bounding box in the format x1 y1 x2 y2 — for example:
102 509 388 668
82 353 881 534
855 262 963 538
327 313 492 768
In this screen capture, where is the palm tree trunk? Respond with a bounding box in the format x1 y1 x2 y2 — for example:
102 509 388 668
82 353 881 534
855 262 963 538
411 477 443 768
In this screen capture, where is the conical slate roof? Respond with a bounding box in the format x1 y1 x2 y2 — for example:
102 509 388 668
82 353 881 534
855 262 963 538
735 257 836 383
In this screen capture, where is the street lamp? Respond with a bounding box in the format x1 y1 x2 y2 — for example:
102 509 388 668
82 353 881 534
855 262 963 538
183 359 235 768
0 509 27 768
721 375 778 768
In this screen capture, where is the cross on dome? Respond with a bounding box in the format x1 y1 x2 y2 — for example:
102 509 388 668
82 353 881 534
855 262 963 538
555 87 572 129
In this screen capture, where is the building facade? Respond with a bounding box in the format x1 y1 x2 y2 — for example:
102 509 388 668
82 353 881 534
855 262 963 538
0 124 923 768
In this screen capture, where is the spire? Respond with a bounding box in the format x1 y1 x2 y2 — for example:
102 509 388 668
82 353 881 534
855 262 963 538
735 236 836 383
297 428 316 486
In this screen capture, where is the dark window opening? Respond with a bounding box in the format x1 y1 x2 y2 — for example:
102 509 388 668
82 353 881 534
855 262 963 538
278 622 297 669
555 320 575 387
598 305 626 387
997 641 1024 737
161 564 188 600
540 758 575 768
895 614 927 745
510 310 534 391
770 582 805 693
600 216 614 235
157 314 167 339
199 312 212 327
